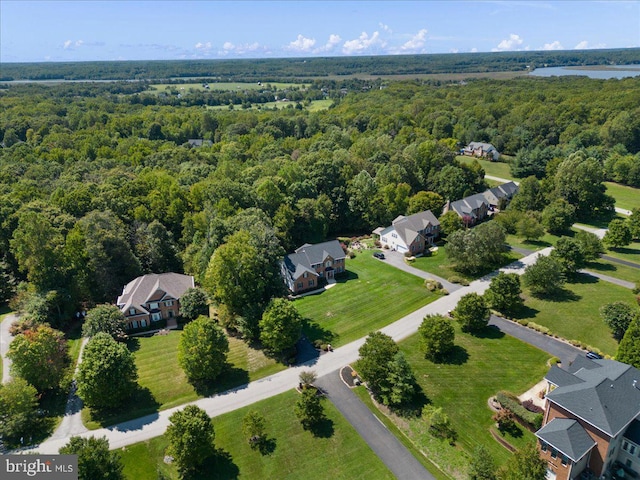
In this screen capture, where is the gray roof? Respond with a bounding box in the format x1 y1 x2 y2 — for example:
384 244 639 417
545 359 640 437
391 210 440 245
546 364 584 388
483 181 519 205
448 193 489 218
281 240 345 286
117 273 194 315
466 142 500 160
536 418 597 462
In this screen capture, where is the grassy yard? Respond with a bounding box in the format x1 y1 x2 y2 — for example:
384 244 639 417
120 390 394 480
150 81 307 93
457 156 516 181
585 259 640 284
606 241 640 266
354 326 550 479
83 331 285 429
515 275 637 356
604 182 640 212
294 253 440 347
505 232 561 252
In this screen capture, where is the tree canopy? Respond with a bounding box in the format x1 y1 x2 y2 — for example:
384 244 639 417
418 314 455 361
166 405 216 476
82 304 128 340
259 298 302 355
178 315 229 383
59 436 125 480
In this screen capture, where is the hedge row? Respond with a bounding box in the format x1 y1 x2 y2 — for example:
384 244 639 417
496 391 543 430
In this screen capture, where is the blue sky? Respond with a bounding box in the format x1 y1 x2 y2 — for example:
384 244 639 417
1 1 639 63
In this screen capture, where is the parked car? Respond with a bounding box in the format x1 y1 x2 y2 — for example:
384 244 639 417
373 252 385 260
586 351 602 360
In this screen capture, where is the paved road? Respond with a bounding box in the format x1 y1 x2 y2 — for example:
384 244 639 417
31 248 552 454
382 249 461 293
579 269 635 289
573 224 607 239
602 254 640 270
316 371 434 480
1 313 17 384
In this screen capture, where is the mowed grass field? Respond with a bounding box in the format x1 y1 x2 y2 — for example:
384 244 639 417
83 331 285 429
516 274 637 356
605 182 640 211
294 253 440 347
606 241 640 265
457 156 516 181
355 326 550 478
150 81 308 92
120 390 394 480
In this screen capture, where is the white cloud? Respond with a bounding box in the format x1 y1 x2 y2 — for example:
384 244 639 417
379 22 392 33
450 48 459 54
400 28 428 52
470 47 478 53
342 31 385 55
574 40 589 49
494 33 524 51
195 42 212 50
314 34 342 53
218 41 264 56
286 34 316 52
63 39 85 50
542 40 563 50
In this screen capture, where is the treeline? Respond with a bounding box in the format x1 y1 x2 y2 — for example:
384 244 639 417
1 48 638 81
1 74 638 333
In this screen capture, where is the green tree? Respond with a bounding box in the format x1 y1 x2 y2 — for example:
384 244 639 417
378 352 417 407
421 405 455 443
439 210 465 236
628 208 640 240
617 315 640 368
601 302 636 340
179 287 209 322
541 199 576 234
419 314 455 360
0 377 39 445
242 410 267 449
178 316 229 383
259 298 302 355
574 230 604 261
484 272 523 315
454 293 490 333
508 176 543 213
469 444 497 480
299 370 317 388
522 255 566 296
551 237 586 275
77 333 138 410
516 212 545 241
356 332 399 396
408 191 445 217
166 405 216 476
499 442 546 480
446 222 507 274
604 218 632 248
82 304 128 340
59 436 124 480
294 387 325 430
8 325 69 391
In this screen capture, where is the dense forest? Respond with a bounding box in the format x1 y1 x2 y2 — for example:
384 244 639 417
1 70 639 337
1 48 639 81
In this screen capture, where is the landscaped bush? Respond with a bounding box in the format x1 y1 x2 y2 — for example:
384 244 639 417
495 391 543 430
424 279 443 292
522 399 543 414
404 251 413 258
447 275 470 286
493 408 516 433
527 322 550 335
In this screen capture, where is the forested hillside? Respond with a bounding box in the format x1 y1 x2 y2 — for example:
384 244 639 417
1 74 639 334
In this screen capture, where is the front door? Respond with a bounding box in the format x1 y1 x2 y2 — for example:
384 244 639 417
326 269 334 279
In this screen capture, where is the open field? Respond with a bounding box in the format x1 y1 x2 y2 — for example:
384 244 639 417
585 259 640 284
606 241 640 265
517 275 637 356
149 81 308 92
354 325 549 479
83 330 285 429
120 389 394 480
604 182 640 212
457 156 516 181
294 253 439 347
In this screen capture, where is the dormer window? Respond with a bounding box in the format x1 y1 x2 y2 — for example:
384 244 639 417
149 302 159 310
129 308 136 316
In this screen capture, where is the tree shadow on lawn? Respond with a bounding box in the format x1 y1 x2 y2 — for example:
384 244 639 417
510 305 541 321
336 269 359 284
301 318 337 348
585 261 616 273
531 287 581 303
433 345 469 366
472 324 506 340
186 448 240 480
521 239 554 248
390 388 430 418
192 364 250 398
306 416 335 438
609 246 640 256
257 436 277 456
94 386 161 430
126 337 141 353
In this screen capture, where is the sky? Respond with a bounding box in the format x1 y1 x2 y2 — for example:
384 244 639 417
1 1 639 63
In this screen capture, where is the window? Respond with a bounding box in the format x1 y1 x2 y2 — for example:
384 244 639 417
165 300 173 307
631 445 637 455
168 311 174 318
623 441 630 452
626 460 633 469
561 456 568 466
297 282 303 289
381 237 387 243
129 308 136 315
540 442 547 452
551 449 557 459
309 280 314 287
149 302 159 310
303 272 308 278
132 321 139 329
325 260 332 267
151 312 161 321
141 320 147 327
391 233 397 238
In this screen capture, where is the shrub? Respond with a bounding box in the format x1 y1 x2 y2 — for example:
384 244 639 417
495 391 543 429
493 408 516 433
404 251 413 258
424 279 443 291
522 399 543 414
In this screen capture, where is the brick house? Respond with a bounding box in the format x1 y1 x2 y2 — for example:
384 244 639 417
116 273 194 330
442 181 519 225
536 357 640 480
461 141 500 161
373 210 440 255
281 240 346 294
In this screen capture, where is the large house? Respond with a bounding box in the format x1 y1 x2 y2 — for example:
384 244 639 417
442 181 519 224
116 273 194 330
373 210 440 255
281 240 346 294
536 357 640 480
461 141 500 161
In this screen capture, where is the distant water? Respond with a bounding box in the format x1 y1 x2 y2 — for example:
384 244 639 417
530 65 640 79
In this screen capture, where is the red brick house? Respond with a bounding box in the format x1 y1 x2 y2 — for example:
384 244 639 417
116 273 194 330
281 240 346 294
536 357 640 480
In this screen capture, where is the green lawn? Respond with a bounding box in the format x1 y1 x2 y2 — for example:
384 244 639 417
150 81 307 93
120 390 394 480
606 241 640 265
83 331 285 429
505 233 561 252
585 259 640 284
294 253 440 347
457 156 516 181
516 275 637 356
604 182 640 212
354 326 549 479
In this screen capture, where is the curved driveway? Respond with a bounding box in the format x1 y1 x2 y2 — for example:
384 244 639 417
1 313 17 384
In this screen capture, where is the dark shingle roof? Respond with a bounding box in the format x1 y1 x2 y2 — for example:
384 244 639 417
391 210 440 245
546 364 584 388
281 240 345 287
536 418 597 462
545 359 640 437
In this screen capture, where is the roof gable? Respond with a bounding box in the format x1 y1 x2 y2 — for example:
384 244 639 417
536 418 596 462
117 273 194 316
